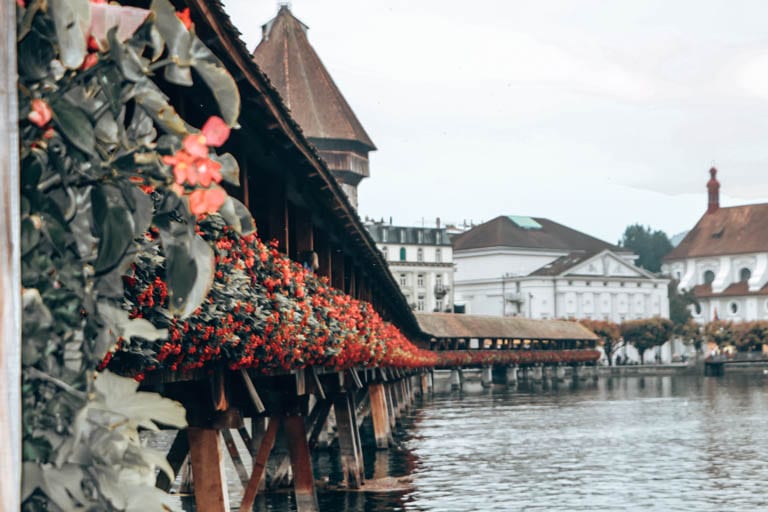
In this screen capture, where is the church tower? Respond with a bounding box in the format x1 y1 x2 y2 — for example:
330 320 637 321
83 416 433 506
253 5 376 209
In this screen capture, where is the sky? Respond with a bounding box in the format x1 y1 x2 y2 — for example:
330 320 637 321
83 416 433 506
222 0 768 244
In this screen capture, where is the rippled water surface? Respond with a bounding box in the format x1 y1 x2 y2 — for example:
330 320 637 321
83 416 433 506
173 373 768 511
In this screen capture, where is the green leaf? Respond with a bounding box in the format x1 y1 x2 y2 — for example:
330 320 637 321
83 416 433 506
48 0 90 69
98 302 168 343
150 0 193 86
164 243 196 314
190 38 241 126
51 98 96 157
94 207 134 274
21 217 41 257
212 152 239 186
219 196 256 235
108 26 149 82
94 371 187 429
130 79 189 135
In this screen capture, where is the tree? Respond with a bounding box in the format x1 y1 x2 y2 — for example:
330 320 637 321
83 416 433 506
621 318 674 364
678 320 704 356
668 280 697 327
619 224 673 273
579 319 622 366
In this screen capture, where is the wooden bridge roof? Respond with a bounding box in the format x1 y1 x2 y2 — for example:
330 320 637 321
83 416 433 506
415 313 598 341
178 0 422 338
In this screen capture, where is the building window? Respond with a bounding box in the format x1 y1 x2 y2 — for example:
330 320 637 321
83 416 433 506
400 229 406 243
417 231 424 244
381 230 388 243
399 247 406 261
586 281 591 286
703 270 715 285
417 248 424 262
381 246 387 260
436 248 442 263
417 274 425 288
417 295 425 311
436 274 443 287
399 273 407 287
693 303 702 315
436 232 442 244
740 268 752 282
730 301 739 315
435 299 443 311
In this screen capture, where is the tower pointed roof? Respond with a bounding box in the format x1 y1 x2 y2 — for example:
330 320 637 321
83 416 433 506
253 6 376 151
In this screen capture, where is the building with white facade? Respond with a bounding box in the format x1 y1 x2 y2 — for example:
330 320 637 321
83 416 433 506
365 220 454 313
663 168 768 323
453 215 670 322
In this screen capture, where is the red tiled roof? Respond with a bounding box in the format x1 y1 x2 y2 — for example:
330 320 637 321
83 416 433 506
665 204 768 260
692 281 768 298
452 216 624 253
252 6 376 150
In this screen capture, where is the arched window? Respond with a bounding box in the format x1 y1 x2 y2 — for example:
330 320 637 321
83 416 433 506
703 270 715 285
730 301 739 315
435 248 442 263
740 268 752 282
417 248 424 262
399 247 406 261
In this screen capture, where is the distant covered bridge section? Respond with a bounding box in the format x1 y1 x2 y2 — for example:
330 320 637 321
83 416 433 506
416 313 599 352
415 313 601 384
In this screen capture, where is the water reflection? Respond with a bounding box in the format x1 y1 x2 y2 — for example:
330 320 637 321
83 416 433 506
157 373 768 511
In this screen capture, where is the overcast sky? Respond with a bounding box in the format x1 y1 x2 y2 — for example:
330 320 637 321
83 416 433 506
222 1 768 243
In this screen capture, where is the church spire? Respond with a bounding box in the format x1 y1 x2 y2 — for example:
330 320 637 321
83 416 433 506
707 167 720 214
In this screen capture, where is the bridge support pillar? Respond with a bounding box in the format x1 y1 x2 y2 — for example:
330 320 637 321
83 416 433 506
369 383 392 449
450 368 462 390
506 365 518 386
531 366 543 383
333 392 364 489
481 366 493 388
420 372 429 397
284 416 320 512
554 365 566 382
188 427 230 512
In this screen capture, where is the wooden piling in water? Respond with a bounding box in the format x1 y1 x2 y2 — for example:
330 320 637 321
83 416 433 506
188 428 230 512
333 392 364 488
284 415 320 512
369 383 391 449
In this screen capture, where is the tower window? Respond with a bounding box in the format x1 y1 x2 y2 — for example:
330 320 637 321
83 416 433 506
399 247 406 261
740 268 752 282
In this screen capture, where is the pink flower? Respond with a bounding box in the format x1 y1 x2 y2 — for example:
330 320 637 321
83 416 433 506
28 99 52 128
201 116 230 147
188 186 227 215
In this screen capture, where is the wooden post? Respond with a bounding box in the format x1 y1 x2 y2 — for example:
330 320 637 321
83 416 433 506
188 428 230 512
314 226 332 279
481 366 492 388
331 248 345 290
284 415 320 512
332 393 364 488
240 418 280 511
386 383 398 426
420 373 429 397
368 383 391 449
1 0 20 508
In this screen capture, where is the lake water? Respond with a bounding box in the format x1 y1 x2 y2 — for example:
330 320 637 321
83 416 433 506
173 372 768 511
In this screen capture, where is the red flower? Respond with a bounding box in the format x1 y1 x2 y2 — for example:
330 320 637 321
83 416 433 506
188 186 227 215
28 99 52 128
80 52 99 70
176 7 193 30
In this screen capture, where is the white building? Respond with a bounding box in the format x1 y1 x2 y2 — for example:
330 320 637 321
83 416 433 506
365 220 454 312
663 168 768 323
453 215 670 322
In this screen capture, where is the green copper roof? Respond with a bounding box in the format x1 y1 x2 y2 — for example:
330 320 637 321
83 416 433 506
507 215 543 230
